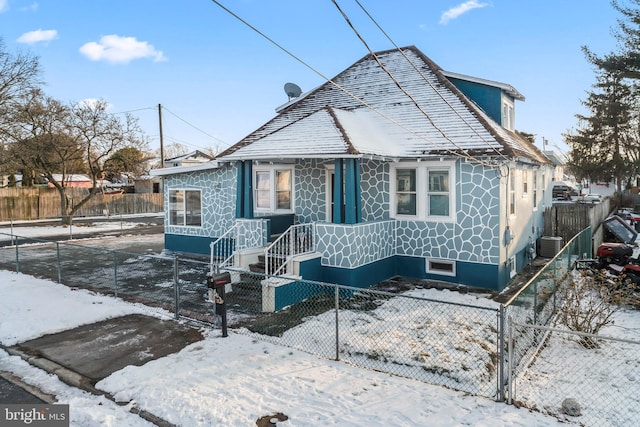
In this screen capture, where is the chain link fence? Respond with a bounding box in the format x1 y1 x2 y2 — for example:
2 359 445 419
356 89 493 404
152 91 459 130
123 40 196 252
503 227 593 379
0 232 504 399
508 320 640 427
2 226 638 426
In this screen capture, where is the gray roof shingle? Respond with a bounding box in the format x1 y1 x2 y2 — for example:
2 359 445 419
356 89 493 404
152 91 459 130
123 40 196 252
218 46 548 164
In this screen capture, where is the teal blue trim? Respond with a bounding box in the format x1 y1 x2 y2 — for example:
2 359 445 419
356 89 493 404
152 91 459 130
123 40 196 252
243 161 253 219
447 77 503 125
262 214 295 236
333 159 344 224
273 279 329 311
235 161 244 218
300 254 503 291
345 158 356 224
355 158 362 223
165 233 214 256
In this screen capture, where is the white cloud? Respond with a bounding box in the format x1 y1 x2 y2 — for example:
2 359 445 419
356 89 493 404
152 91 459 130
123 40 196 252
0 0 9 13
439 0 489 25
79 35 167 64
17 29 58 44
21 2 39 12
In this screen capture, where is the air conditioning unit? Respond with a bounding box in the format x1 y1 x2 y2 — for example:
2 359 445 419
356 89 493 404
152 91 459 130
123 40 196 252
539 236 562 258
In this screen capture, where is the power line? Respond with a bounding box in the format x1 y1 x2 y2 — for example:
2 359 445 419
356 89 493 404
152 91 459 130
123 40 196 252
111 106 156 115
331 0 496 168
351 0 510 164
161 105 228 146
208 0 499 167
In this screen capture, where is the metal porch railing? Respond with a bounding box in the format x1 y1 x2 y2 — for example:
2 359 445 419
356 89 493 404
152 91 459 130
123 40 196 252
209 219 268 274
265 223 315 276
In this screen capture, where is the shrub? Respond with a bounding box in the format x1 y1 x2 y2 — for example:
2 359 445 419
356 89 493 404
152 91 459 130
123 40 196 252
556 270 622 348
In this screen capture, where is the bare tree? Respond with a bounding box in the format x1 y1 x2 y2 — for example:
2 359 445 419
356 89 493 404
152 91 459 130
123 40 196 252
0 38 41 166
4 91 148 223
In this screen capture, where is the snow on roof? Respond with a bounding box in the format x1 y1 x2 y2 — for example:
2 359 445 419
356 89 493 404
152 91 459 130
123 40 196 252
49 174 92 182
440 70 525 101
219 46 547 164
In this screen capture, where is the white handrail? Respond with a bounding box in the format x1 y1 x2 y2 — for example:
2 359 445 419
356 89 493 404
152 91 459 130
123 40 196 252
209 223 239 274
265 223 314 276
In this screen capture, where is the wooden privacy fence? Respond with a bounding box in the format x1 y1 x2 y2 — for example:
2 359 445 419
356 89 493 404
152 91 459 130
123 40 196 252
0 187 163 221
543 198 613 251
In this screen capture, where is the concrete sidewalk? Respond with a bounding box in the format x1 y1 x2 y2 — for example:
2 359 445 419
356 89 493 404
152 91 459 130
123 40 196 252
3 314 204 426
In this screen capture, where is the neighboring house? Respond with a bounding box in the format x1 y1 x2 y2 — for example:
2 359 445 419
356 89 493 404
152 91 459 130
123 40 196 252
164 150 214 168
46 174 97 189
152 46 554 298
134 151 214 194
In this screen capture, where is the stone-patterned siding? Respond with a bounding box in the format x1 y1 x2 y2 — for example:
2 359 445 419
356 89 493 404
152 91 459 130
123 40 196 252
164 166 236 238
316 221 395 268
164 159 501 270
458 162 500 263
296 159 326 224
360 159 389 222
236 219 268 249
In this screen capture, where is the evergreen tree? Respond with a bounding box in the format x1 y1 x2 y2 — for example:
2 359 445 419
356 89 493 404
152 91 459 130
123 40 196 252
565 1 640 193
612 0 640 78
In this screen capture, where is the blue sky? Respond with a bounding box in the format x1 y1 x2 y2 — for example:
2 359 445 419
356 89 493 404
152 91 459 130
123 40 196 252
0 0 622 156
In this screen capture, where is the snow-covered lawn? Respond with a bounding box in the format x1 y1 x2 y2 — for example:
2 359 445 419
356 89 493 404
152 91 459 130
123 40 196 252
1 270 566 426
0 223 637 426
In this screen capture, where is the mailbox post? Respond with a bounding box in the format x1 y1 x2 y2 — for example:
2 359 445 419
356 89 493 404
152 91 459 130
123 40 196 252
207 271 230 337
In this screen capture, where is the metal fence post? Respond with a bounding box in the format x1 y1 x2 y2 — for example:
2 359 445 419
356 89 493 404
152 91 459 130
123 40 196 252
113 251 118 298
497 305 505 402
15 236 20 273
56 242 62 284
334 284 340 361
174 256 180 320
507 313 513 405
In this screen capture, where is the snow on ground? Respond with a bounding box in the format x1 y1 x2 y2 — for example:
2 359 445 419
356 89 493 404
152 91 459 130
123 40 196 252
0 270 566 427
0 213 162 240
0 223 637 426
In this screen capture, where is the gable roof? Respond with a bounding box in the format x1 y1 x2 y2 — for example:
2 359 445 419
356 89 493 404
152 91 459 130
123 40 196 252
165 150 214 164
217 46 548 164
440 70 525 101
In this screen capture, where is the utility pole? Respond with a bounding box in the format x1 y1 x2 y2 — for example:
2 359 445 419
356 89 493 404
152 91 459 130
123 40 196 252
158 103 165 168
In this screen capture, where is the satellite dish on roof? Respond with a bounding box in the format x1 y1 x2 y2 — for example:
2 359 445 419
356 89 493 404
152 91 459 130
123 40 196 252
284 82 302 100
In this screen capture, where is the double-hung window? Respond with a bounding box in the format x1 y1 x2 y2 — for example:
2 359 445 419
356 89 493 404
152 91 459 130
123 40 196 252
533 172 538 209
428 169 450 217
169 189 202 227
254 166 293 213
391 161 454 221
396 169 417 215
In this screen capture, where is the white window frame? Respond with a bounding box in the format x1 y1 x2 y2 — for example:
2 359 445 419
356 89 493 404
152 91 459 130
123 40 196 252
532 171 538 210
168 188 202 227
509 171 516 217
253 165 295 214
522 170 528 197
390 161 455 222
502 97 515 131
509 255 517 278
426 258 456 277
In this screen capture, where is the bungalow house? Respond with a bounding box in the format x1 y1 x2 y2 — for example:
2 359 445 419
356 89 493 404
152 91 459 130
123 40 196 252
152 46 554 294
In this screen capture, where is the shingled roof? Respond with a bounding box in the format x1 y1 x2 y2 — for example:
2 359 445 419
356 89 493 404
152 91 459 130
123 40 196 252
218 46 548 164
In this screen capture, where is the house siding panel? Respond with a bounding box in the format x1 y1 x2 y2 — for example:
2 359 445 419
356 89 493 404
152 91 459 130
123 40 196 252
163 166 237 239
296 159 327 224
360 159 389 222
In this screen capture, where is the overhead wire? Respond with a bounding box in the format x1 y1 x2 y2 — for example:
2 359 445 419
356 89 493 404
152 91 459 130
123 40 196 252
111 106 156 115
351 0 511 165
208 0 499 167
113 104 226 152
331 0 496 168
161 105 228 146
